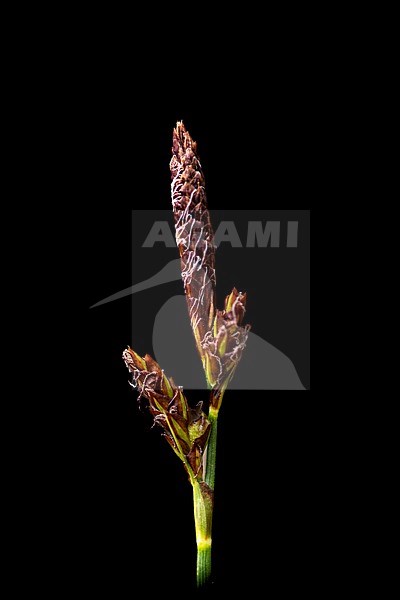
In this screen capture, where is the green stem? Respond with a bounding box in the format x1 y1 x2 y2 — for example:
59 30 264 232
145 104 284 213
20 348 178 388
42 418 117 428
205 408 218 490
197 540 212 587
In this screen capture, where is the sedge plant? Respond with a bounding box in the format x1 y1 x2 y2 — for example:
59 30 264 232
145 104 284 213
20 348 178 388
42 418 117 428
123 121 250 588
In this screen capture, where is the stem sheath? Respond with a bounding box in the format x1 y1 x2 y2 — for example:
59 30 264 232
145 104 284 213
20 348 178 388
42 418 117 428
193 481 212 587
195 406 219 587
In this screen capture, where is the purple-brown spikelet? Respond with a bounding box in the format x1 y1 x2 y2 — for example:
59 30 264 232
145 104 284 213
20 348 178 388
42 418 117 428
123 347 210 478
170 121 216 351
170 122 250 399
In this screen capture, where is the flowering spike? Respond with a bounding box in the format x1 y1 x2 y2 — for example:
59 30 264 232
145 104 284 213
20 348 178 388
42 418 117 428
170 121 217 357
123 347 210 479
170 124 250 398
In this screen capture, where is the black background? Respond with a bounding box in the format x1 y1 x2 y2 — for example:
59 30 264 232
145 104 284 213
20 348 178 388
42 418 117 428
84 99 315 595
